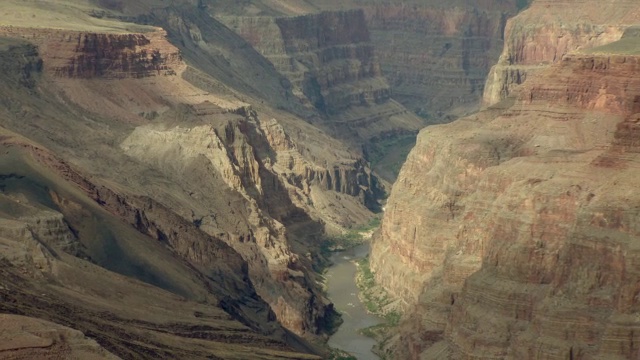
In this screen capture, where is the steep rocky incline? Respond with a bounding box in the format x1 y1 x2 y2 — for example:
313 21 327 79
371 28 640 359
0 314 118 360
483 0 640 105
0 146 318 359
0 3 385 354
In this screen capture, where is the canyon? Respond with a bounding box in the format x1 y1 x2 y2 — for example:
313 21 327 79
370 1 640 359
0 0 392 357
1 0 640 359
213 0 527 122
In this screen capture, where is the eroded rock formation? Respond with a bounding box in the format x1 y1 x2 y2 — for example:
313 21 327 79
371 19 640 360
217 7 425 181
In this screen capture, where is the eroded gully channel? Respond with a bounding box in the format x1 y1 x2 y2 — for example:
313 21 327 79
327 243 382 359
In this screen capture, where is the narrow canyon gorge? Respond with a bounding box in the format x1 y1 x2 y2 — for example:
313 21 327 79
0 0 638 360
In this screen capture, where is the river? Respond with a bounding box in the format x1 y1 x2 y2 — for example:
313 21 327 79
326 244 382 360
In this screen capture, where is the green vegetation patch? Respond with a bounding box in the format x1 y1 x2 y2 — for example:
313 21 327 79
354 255 402 359
328 349 358 360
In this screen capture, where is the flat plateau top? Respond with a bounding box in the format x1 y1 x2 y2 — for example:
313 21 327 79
0 0 154 34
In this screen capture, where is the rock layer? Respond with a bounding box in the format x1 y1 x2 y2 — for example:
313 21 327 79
0 314 118 360
357 0 522 119
0 27 182 79
217 9 425 154
217 0 526 120
371 20 640 360
219 10 388 115
483 0 640 105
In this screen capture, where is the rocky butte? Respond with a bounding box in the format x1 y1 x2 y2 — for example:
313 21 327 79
371 0 640 359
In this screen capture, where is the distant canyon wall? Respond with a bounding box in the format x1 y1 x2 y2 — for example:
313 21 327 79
219 10 389 115
0 26 182 78
220 1 523 123
360 1 522 119
217 9 425 152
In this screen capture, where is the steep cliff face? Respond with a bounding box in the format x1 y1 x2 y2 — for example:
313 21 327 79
0 27 182 79
56 31 181 78
213 8 424 186
356 0 521 120
119 107 379 334
220 10 387 114
371 30 640 359
483 0 640 105
217 0 524 121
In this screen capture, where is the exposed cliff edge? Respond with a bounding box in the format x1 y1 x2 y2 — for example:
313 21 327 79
483 0 640 106
371 25 640 359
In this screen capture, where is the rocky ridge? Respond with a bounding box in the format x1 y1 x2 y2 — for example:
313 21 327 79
370 11 640 360
0 148 318 359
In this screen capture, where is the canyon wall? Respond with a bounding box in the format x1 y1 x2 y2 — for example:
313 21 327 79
370 15 640 360
483 0 640 106
0 27 182 79
357 0 522 120
220 10 387 115
217 9 424 155
217 0 525 120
